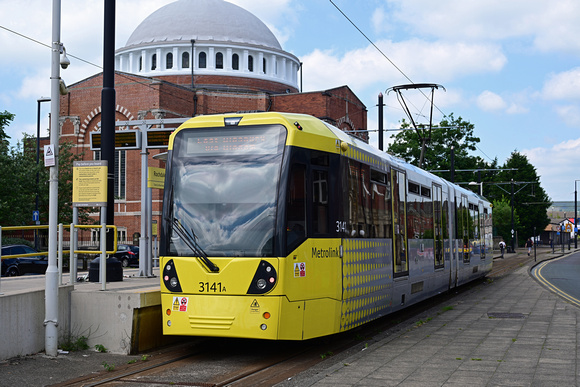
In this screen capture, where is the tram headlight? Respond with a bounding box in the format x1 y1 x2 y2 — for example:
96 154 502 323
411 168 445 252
162 259 182 292
260 324 267 330
247 260 277 294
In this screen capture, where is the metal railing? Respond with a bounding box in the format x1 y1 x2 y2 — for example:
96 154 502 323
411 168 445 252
69 224 117 290
1 224 118 292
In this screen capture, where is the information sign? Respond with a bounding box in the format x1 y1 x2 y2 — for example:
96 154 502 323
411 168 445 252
72 160 108 207
90 130 141 150
147 167 165 189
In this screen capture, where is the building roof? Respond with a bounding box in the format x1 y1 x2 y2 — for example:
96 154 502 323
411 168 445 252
124 0 281 50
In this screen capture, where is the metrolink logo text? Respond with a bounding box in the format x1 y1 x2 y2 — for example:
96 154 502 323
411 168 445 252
312 247 340 258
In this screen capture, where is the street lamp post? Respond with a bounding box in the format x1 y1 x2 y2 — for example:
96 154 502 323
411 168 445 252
511 179 515 252
36 98 50 250
575 180 580 248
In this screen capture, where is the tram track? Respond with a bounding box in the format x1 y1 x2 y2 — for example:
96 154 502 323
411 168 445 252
51 256 525 387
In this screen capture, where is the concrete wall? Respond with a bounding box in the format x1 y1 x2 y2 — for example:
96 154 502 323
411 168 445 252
0 284 166 360
69 288 161 355
0 286 73 361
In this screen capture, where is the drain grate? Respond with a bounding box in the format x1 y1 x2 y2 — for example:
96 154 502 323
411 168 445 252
487 312 526 319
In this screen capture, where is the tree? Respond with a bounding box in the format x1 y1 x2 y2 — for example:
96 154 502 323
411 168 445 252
492 197 520 243
387 113 551 244
387 113 487 183
26 138 93 226
0 110 92 227
494 152 551 246
0 111 27 225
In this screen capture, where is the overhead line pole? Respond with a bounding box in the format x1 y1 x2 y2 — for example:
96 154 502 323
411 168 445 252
45 0 62 358
101 0 116 250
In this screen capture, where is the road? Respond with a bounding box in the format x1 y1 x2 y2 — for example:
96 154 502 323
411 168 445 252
531 250 580 307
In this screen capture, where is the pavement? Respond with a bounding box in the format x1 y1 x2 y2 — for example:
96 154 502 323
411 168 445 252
283 246 580 386
1 247 579 386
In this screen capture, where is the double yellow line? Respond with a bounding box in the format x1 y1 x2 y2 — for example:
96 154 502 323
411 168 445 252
532 256 580 307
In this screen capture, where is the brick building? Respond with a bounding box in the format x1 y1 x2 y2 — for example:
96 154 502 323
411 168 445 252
55 0 367 243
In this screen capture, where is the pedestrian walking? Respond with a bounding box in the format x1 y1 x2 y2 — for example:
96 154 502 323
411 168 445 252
499 239 506 258
525 238 533 256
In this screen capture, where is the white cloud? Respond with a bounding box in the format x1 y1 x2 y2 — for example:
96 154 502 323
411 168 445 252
543 68 580 100
476 90 506 112
506 103 529 115
301 39 506 94
372 7 389 35
385 0 580 53
554 105 580 127
16 71 51 100
524 138 580 200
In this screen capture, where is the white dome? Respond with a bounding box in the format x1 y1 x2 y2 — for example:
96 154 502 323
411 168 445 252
124 0 281 50
115 0 300 91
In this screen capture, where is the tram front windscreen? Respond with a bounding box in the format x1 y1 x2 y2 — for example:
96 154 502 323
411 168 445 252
165 125 287 258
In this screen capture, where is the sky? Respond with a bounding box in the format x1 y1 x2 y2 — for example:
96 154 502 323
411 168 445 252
1 0 580 202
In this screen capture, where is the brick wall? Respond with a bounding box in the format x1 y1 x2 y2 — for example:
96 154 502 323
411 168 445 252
54 72 367 242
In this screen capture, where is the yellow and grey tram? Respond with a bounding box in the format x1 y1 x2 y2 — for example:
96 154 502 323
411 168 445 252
160 112 492 340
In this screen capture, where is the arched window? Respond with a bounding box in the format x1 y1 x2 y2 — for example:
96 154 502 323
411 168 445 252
199 52 207 68
151 54 157 70
263 58 267 74
248 55 254 72
166 53 173 69
216 52 224 69
232 54 239 70
182 52 190 68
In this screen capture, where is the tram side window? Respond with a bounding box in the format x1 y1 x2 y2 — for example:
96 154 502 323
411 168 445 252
407 192 421 239
433 185 444 268
407 182 420 239
458 196 470 262
371 169 391 238
472 203 480 256
347 161 361 237
312 169 329 234
360 165 372 236
422 191 434 240
393 170 408 275
479 203 486 259
286 165 307 253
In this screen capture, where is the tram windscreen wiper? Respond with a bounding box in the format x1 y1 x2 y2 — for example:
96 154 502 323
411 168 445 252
171 218 219 273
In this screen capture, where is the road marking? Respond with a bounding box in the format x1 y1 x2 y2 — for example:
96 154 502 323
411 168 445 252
532 257 580 308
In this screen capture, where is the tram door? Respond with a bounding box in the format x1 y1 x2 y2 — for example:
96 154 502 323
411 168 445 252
392 169 408 276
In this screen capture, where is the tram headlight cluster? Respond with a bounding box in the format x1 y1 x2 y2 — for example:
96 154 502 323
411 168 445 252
247 260 277 294
162 259 182 292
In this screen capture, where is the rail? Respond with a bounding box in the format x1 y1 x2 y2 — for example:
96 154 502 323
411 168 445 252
69 224 117 291
0 224 118 293
0 225 59 294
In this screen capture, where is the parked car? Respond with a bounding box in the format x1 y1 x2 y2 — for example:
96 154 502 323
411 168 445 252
1 245 48 276
112 244 139 267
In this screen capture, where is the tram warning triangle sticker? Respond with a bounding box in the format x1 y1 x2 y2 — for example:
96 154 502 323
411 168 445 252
250 299 260 308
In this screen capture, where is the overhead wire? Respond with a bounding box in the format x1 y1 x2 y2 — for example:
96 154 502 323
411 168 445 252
328 1 495 162
0 24 226 116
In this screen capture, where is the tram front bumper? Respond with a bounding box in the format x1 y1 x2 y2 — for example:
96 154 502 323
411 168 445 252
162 294 284 339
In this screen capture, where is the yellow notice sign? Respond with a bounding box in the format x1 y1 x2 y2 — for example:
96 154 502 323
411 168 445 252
72 160 108 207
148 167 165 189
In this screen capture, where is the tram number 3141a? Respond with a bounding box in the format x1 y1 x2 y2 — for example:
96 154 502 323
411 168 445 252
198 282 227 293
